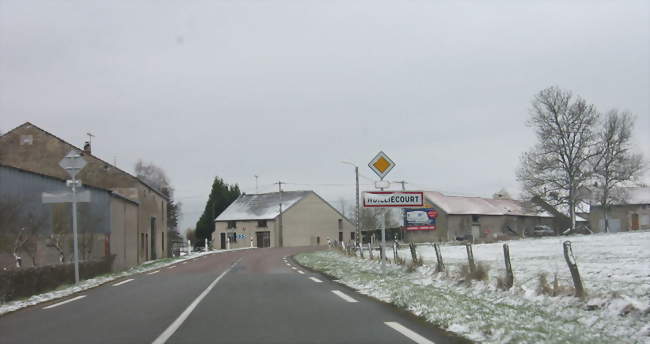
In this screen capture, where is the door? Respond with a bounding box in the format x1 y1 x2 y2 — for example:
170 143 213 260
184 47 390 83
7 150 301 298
150 217 157 260
220 233 226 249
338 232 343 242
631 214 640 230
256 231 270 248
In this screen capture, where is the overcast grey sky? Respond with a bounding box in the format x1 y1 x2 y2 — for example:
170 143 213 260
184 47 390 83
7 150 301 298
1 0 648 231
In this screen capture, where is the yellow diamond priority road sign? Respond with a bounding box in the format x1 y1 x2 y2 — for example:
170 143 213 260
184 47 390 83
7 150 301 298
368 151 395 180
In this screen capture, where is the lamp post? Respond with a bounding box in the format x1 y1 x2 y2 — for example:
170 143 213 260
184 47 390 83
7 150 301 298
341 161 360 247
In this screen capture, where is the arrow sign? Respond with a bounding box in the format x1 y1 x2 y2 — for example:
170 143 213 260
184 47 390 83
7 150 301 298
42 190 91 204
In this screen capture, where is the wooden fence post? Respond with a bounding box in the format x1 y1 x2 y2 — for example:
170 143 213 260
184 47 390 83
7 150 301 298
563 241 586 298
409 242 417 264
393 240 399 262
503 243 514 289
465 243 476 274
368 242 373 260
434 243 445 273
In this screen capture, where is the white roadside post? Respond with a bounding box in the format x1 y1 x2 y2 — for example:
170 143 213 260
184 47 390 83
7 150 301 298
205 238 208 252
57 150 88 284
187 240 191 255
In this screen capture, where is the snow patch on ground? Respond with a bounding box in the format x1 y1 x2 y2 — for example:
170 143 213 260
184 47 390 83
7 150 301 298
0 247 254 316
296 232 650 344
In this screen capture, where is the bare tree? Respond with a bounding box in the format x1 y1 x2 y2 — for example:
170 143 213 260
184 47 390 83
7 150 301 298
1 197 46 267
46 233 66 263
517 86 600 232
135 159 171 192
592 110 645 232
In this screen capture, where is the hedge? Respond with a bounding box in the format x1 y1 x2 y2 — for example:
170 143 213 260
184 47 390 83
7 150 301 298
0 255 115 303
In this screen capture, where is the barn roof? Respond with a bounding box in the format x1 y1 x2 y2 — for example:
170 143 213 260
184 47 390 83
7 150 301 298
215 191 312 221
424 191 553 217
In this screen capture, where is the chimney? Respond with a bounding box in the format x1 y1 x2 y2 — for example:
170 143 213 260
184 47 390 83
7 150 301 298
83 141 91 154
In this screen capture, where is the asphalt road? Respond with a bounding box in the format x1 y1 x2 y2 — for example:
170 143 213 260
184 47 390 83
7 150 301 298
0 247 469 344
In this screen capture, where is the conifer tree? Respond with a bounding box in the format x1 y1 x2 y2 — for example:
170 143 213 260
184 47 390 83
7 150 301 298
195 177 241 242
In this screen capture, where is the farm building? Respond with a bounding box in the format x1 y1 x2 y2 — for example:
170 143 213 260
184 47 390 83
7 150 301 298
404 191 554 243
213 191 354 249
588 187 650 233
0 122 168 270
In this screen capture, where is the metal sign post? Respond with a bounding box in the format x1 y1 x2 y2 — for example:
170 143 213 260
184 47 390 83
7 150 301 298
58 150 87 284
367 151 397 267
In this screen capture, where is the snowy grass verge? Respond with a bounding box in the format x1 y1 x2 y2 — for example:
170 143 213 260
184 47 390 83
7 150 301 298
295 249 650 344
0 247 254 316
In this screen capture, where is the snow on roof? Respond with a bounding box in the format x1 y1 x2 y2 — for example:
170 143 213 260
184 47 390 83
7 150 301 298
619 187 650 205
215 191 312 221
424 191 553 217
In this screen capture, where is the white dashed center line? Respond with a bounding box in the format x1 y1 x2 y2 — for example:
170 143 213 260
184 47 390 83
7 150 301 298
384 322 435 344
148 270 160 275
297 270 305 274
309 277 322 283
291 267 297 270
113 278 134 287
331 290 358 303
43 295 87 310
152 258 241 344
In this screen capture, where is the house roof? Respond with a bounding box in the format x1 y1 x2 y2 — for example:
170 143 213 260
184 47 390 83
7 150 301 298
622 187 650 204
215 191 313 221
1 122 167 200
424 191 553 217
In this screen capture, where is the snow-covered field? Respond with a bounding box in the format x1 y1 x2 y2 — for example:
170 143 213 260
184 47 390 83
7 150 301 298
295 231 650 344
0 247 254 316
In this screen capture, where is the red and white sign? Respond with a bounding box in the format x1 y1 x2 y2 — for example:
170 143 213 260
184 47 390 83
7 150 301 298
363 191 424 208
407 225 436 231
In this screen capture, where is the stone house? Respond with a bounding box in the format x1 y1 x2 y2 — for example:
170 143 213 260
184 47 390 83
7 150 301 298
588 187 650 233
213 191 354 249
0 122 168 269
404 191 554 243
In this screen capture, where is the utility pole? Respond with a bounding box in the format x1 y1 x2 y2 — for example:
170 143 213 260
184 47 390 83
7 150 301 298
396 180 407 241
254 175 259 194
276 181 284 247
355 166 360 247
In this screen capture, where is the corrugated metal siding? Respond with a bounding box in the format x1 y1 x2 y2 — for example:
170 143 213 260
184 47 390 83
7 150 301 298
0 166 111 234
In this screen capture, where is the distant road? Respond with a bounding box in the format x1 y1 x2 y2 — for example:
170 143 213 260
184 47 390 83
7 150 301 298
0 247 468 344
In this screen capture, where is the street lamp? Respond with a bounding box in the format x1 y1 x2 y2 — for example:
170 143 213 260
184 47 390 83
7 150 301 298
341 161 360 247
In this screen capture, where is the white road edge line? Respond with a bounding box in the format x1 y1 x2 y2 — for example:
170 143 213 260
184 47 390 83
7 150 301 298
384 322 436 344
148 270 160 275
297 270 305 274
151 258 241 344
167 266 176 269
181 262 187 265
331 290 358 303
43 295 87 310
113 279 134 287
309 277 322 283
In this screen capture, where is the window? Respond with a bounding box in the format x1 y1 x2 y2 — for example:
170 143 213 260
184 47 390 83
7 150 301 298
472 215 480 223
227 221 236 229
351 232 355 240
257 220 267 228
338 219 343 230
228 232 237 243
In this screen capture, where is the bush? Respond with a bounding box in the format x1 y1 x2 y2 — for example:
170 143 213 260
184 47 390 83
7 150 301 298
460 262 490 283
0 255 115 303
